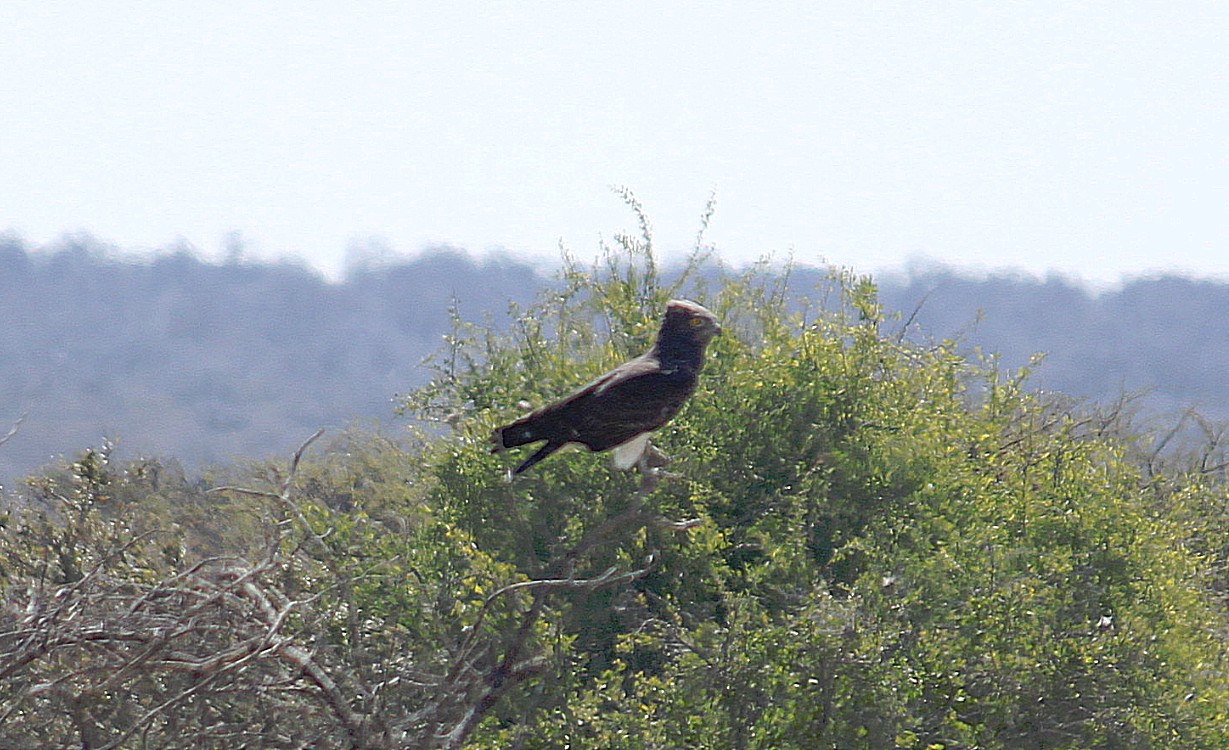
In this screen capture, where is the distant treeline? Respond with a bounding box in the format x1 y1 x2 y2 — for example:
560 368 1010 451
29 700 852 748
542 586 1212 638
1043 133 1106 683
1 235 1225 481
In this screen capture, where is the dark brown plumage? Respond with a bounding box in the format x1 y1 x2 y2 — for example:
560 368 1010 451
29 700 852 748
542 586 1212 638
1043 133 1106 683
490 299 721 475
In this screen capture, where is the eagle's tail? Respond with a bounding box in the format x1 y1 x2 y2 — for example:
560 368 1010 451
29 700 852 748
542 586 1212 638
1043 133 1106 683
490 413 553 451
510 441 564 475
491 416 566 475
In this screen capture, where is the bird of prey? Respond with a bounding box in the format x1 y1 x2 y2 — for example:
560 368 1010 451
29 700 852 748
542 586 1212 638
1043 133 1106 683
491 299 721 476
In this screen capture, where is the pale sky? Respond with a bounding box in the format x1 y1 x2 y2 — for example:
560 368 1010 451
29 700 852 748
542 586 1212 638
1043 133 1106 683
3 2 1227 283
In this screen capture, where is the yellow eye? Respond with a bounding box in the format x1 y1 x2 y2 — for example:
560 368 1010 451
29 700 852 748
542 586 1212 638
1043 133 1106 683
689 318 704 327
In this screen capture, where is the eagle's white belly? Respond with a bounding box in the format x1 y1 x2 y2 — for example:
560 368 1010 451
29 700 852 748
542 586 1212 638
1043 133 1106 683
610 432 652 470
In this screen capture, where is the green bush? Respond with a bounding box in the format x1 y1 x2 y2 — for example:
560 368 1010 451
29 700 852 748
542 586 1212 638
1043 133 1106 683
412 217 1229 748
3 206 1227 748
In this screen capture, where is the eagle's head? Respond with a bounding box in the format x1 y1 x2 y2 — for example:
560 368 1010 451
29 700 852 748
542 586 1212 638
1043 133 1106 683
659 299 722 349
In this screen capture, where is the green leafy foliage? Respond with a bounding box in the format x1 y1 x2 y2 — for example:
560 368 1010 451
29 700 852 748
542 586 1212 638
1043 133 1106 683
411 212 1229 748
3 208 1228 748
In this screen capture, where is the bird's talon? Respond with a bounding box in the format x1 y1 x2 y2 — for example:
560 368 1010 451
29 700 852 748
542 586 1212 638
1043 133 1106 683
653 516 703 531
645 444 671 469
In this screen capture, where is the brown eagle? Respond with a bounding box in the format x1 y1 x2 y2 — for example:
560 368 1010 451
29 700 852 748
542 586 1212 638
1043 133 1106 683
491 299 721 475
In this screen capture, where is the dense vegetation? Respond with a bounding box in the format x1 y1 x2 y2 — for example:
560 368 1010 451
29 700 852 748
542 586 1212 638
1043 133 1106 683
3 223 1228 748
3 232 1229 483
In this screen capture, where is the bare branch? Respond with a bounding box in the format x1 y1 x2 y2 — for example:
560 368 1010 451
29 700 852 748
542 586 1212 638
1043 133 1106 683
285 428 326 494
0 412 25 449
0 420 679 750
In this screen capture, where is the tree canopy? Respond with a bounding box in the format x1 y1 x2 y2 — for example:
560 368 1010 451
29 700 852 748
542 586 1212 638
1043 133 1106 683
2 220 1228 748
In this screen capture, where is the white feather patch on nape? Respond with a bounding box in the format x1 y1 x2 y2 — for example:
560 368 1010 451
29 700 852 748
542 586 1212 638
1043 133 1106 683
610 432 652 470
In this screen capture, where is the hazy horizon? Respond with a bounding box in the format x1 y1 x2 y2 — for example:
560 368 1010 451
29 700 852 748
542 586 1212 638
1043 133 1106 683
6 229 1227 295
